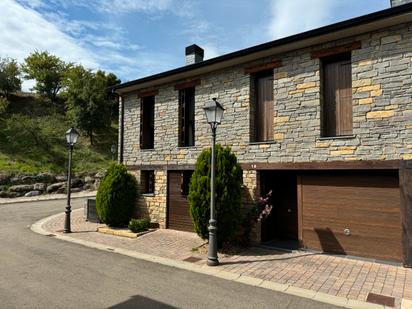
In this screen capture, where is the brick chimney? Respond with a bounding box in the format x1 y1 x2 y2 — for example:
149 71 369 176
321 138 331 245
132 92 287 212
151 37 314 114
391 0 412 6
185 44 204 65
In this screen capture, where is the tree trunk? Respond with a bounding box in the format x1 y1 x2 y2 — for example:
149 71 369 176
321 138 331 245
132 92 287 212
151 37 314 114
89 130 93 145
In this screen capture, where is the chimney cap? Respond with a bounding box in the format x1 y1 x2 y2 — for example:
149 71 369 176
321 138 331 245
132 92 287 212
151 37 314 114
185 44 204 57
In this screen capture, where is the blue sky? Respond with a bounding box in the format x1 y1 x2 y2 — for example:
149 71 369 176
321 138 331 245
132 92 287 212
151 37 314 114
0 0 389 89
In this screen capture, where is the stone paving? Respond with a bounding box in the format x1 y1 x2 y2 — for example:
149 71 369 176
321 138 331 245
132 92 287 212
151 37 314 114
42 209 412 309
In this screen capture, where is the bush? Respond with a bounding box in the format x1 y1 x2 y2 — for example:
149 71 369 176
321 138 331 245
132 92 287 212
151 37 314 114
188 144 243 244
96 163 137 227
128 218 150 233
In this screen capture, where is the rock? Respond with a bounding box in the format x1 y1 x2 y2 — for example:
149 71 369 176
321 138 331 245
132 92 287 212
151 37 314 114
35 173 55 183
93 180 101 190
82 184 93 191
33 183 46 191
24 190 42 197
0 191 18 198
55 175 67 182
71 178 84 188
84 176 94 183
9 184 34 192
71 188 82 193
10 177 21 184
94 172 105 179
46 182 66 193
56 187 66 194
0 174 10 185
21 175 36 184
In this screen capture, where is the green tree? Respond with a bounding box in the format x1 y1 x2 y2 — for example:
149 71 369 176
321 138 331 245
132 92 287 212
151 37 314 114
0 57 21 99
188 145 243 244
22 51 71 103
64 65 120 145
96 163 138 227
0 96 9 116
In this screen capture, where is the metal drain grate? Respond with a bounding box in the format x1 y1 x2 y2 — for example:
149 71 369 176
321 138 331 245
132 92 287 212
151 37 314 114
183 256 202 263
366 293 395 307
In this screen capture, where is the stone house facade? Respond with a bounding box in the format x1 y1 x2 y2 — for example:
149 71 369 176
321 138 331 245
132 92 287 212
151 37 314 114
114 2 412 266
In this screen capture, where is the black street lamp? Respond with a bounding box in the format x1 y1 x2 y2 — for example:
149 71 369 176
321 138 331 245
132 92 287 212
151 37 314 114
111 144 117 161
64 127 79 233
203 98 225 266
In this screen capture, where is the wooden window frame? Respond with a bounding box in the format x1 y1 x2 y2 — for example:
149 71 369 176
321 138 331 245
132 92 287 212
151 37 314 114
178 87 195 147
141 170 155 194
251 70 274 142
140 95 155 149
321 52 353 138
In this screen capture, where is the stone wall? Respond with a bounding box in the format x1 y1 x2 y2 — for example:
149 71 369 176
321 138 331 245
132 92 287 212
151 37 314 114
124 23 412 167
0 172 103 198
122 22 412 226
130 170 167 227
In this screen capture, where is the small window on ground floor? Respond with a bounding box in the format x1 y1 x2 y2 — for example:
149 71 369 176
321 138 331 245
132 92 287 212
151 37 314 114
141 170 154 194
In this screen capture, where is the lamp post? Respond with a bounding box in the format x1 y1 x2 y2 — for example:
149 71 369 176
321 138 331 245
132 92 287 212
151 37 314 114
64 127 79 233
203 98 225 266
111 144 116 161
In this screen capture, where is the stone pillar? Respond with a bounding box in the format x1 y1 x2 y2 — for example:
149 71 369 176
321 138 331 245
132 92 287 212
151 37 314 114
242 170 261 243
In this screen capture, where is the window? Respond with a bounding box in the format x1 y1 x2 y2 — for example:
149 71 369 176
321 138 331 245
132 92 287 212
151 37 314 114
140 96 154 149
178 87 195 147
252 71 274 142
321 53 353 137
141 170 154 194
180 170 193 196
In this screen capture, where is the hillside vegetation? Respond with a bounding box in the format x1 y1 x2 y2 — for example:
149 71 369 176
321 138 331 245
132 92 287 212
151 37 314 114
0 93 117 174
0 51 120 175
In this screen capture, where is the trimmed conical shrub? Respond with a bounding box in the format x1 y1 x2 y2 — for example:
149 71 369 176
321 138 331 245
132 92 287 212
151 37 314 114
96 163 138 227
188 144 243 243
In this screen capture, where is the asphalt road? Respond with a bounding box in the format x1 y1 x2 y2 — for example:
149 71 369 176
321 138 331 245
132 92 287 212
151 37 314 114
0 199 342 309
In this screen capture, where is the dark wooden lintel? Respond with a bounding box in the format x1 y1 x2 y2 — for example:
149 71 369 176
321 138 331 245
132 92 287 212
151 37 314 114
128 160 400 171
240 160 400 170
174 79 201 90
311 41 362 59
127 164 195 171
137 89 159 98
244 60 282 74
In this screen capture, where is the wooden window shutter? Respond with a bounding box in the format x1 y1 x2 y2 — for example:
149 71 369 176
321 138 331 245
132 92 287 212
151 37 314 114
255 73 274 141
186 88 195 146
337 61 352 135
139 99 144 147
148 96 154 148
322 54 352 137
178 89 186 146
323 61 338 137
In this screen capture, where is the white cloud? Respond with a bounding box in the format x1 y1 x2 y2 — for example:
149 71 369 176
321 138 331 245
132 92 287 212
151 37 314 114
0 0 98 68
268 0 336 39
2 0 181 91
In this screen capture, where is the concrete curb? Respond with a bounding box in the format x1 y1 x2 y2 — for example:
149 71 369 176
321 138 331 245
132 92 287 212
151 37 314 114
0 191 97 205
31 213 396 309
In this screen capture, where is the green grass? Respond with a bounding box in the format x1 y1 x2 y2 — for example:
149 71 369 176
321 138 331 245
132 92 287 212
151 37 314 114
0 93 117 174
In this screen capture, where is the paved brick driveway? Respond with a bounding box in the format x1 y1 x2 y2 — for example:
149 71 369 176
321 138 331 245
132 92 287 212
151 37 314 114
42 209 412 309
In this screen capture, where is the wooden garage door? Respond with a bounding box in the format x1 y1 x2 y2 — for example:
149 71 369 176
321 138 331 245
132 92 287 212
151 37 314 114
167 171 194 232
301 171 401 261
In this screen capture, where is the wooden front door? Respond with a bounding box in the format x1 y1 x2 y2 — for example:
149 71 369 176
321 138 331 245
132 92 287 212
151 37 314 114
167 171 194 232
261 172 298 242
301 170 401 261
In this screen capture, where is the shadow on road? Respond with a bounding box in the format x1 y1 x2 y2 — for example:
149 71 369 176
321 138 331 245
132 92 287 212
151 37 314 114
108 295 177 309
